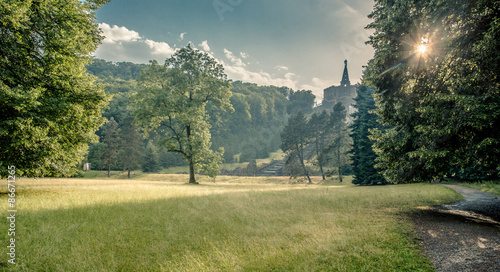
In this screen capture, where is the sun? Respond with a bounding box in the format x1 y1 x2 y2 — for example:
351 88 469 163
418 44 428 54
416 37 430 56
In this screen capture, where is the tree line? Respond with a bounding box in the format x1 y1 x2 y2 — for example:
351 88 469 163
2 0 497 184
84 55 315 182
280 103 351 183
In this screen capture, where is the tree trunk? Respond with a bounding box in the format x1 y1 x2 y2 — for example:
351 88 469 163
315 139 325 180
338 166 343 182
189 160 198 184
319 163 325 181
297 143 312 184
186 124 198 184
107 166 110 177
302 160 313 184
128 169 131 179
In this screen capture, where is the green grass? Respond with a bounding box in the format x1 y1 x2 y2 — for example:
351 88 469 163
0 176 461 271
446 180 500 196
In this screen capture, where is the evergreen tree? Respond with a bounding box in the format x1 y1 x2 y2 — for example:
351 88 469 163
308 110 332 180
326 103 351 182
119 117 143 178
100 117 121 177
87 142 105 170
280 111 312 183
142 141 160 173
350 86 386 185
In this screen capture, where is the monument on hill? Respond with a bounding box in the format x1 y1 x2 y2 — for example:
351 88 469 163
319 60 357 113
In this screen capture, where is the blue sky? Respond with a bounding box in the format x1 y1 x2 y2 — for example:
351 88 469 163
94 0 375 101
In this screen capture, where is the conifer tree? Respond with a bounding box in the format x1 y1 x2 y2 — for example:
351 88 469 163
119 117 143 178
280 110 312 184
308 110 332 180
350 86 386 185
326 103 351 182
100 117 121 177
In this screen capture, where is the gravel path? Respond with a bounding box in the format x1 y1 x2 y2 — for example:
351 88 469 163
413 184 500 272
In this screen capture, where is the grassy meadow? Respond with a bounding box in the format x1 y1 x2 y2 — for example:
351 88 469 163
0 175 461 271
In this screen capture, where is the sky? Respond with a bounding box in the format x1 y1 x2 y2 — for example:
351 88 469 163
94 0 375 102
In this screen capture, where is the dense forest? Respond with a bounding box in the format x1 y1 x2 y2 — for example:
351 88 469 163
85 58 315 172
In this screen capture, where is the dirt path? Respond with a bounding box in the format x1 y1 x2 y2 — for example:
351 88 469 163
413 184 500 272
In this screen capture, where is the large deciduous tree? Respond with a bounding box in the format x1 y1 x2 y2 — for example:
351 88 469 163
366 0 500 183
133 45 233 184
0 0 109 177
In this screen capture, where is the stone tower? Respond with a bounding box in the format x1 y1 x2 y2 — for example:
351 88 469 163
340 59 350 87
320 60 357 112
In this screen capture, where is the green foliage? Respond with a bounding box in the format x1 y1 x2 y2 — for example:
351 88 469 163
100 117 121 177
308 110 332 180
281 111 312 183
281 103 351 182
119 117 143 178
366 0 500 183
325 102 351 182
350 86 387 185
142 141 161 173
211 81 288 163
133 45 232 183
87 142 105 170
86 59 147 80
85 62 297 170
286 89 315 115
0 0 109 177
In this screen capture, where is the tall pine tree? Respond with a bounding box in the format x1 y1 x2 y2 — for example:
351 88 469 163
280 110 312 184
326 102 351 182
308 110 332 180
100 117 121 177
350 86 386 185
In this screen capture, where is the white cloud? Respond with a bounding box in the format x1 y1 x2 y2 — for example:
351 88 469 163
224 64 297 90
95 23 178 63
145 39 177 56
198 40 211 52
240 52 249 59
179 32 187 40
275 65 289 71
99 23 141 44
224 48 246 67
95 24 300 92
